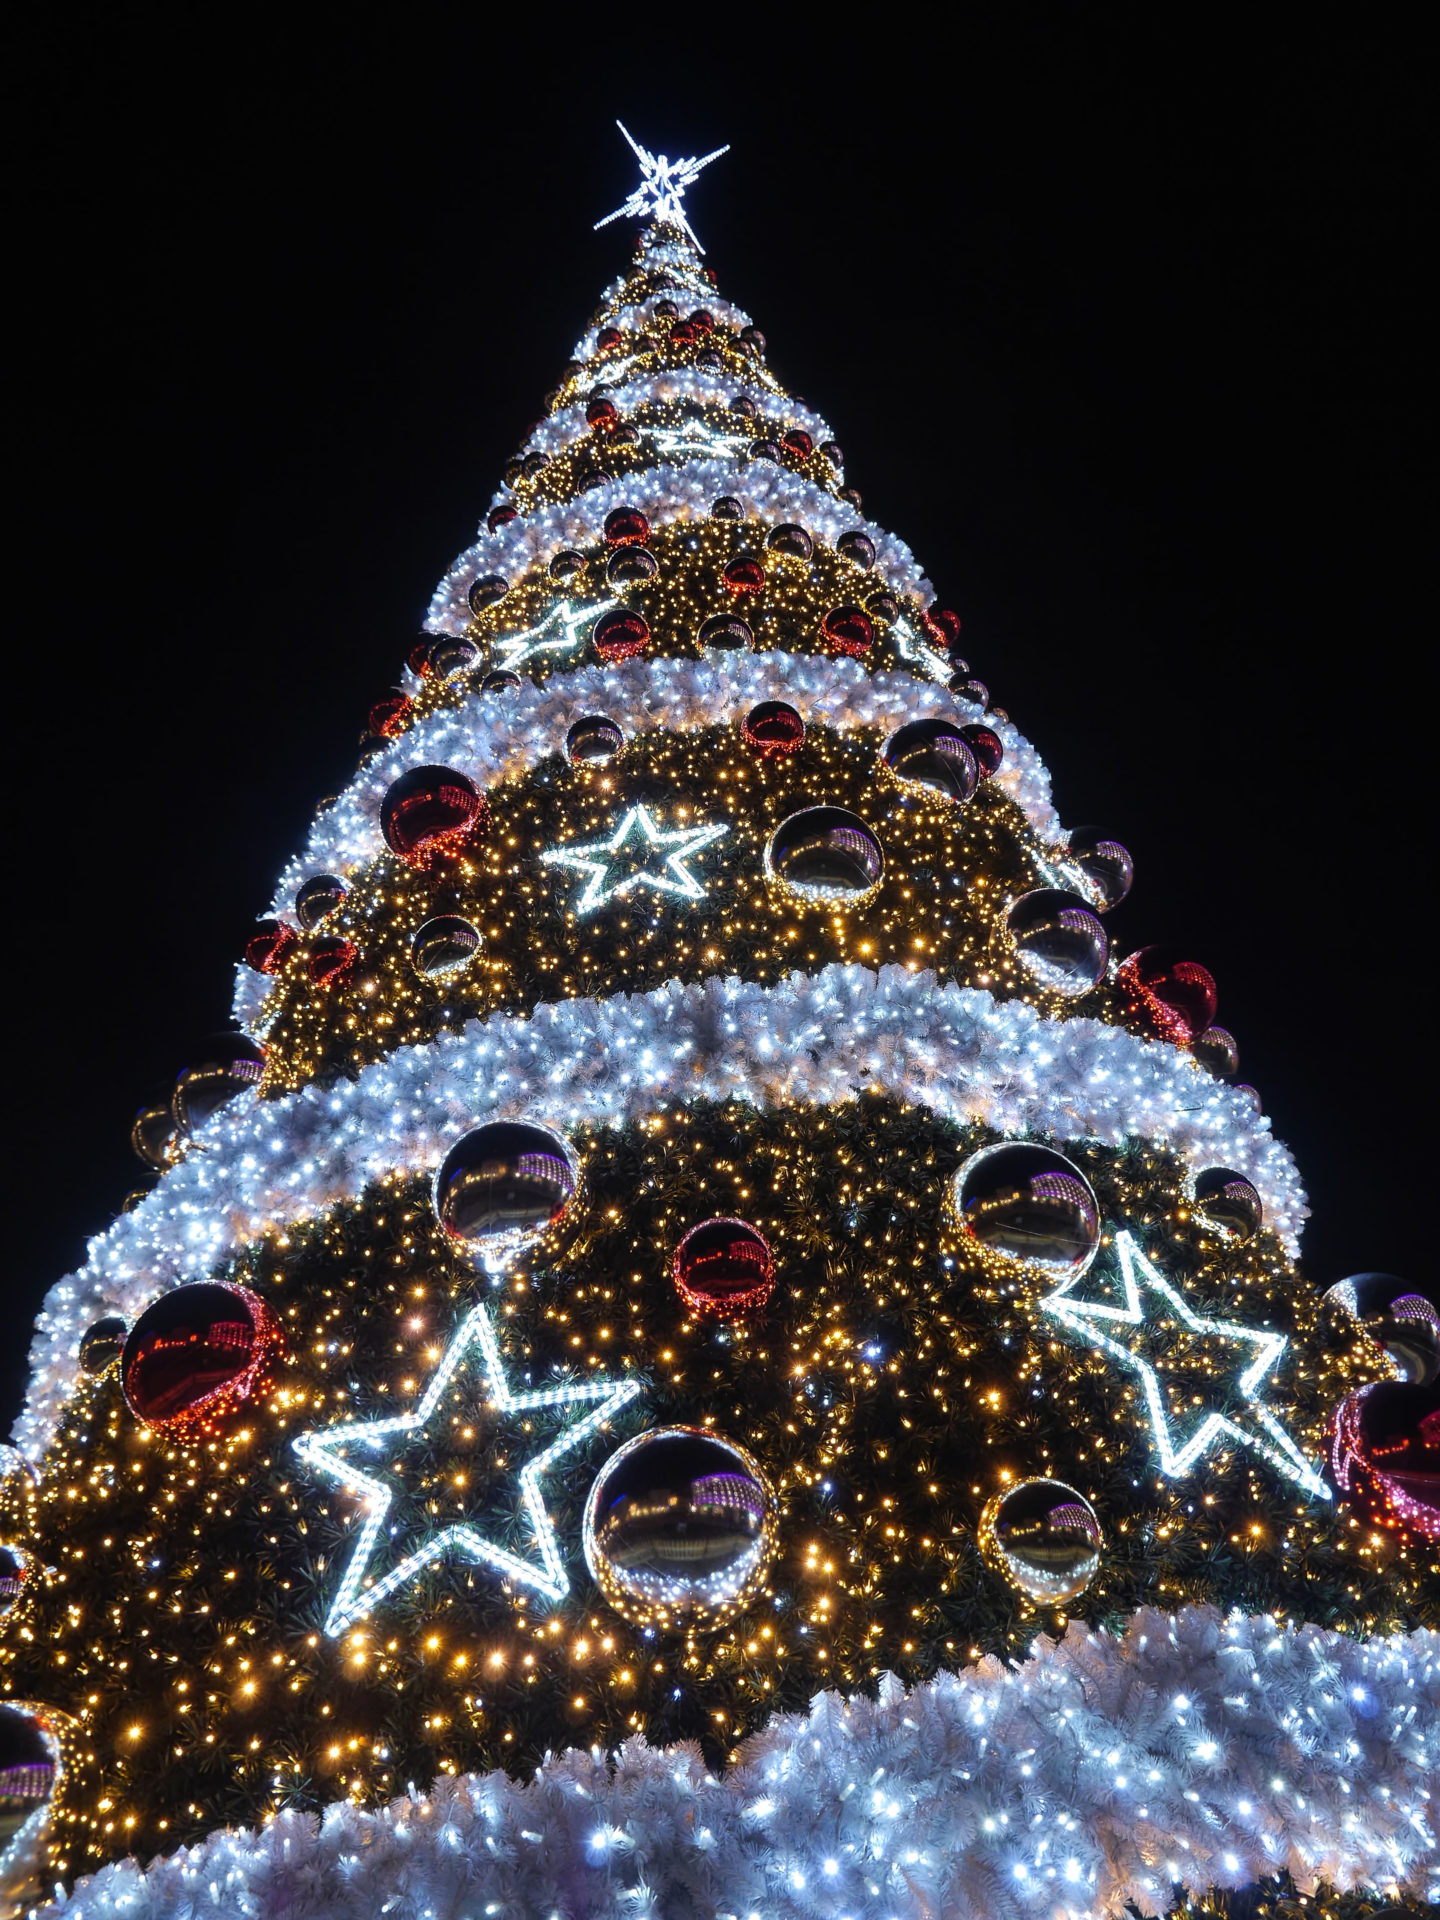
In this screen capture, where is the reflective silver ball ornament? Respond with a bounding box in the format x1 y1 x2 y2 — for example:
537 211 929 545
1007 889 1109 997
982 1478 1103 1603
434 1121 577 1259
1325 1274 1440 1386
953 1142 1100 1277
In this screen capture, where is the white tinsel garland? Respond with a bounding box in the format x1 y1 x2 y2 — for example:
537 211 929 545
512 369 834 468
22 965 1302 1459
574 291 757 361
38 1606 1440 1918
426 459 933 634
242 651 1057 985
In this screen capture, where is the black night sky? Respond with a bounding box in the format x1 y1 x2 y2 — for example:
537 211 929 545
9 17 1426 1431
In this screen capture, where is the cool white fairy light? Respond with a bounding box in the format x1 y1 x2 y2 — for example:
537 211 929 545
647 419 754 460
593 121 729 255
512 370 831 467
293 1301 641 1634
490 597 615 674
540 805 729 915
1042 1230 1329 1499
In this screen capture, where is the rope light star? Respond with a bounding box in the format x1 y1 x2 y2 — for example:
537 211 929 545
294 1303 641 1635
594 121 729 253
491 598 614 674
649 419 754 460
542 805 729 916
1041 1229 1329 1499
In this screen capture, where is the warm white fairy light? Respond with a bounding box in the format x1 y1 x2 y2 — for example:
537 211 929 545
593 121 729 254
540 804 729 915
293 1302 641 1634
1041 1230 1329 1498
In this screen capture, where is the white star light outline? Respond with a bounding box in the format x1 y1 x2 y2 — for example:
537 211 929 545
890 614 951 685
541 805 729 917
293 1303 641 1636
648 419 754 460
491 598 614 673
1041 1230 1330 1499
594 121 729 253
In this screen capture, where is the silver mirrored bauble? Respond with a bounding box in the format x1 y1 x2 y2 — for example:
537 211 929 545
583 1427 778 1628
982 1478 1102 1603
1007 888 1109 996
79 1316 127 1374
1325 1273 1440 1385
433 1120 577 1258
295 874 347 930
171 1034 265 1135
1191 1025 1240 1077
1066 827 1134 909
1192 1167 1263 1241
411 915 481 979
566 715 625 762
954 1141 1100 1277
765 806 883 900
0 1545 24 1619
883 719 979 802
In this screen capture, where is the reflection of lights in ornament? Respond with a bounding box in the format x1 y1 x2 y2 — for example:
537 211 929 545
78 1316 126 1375
1042 1230 1329 1497
593 120 729 254
959 722 1003 778
542 805 728 916
243 918 298 974
883 718 978 802
741 699 804 756
294 1301 641 1634
672 1218 775 1318
307 935 357 987
1331 1380 1440 1538
294 874 347 930
954 1142 1100 1277
130 1100 179 1169
566 715 625 763
698 613 754 652
765 806 882 901
434 1120 577 1260
0 1545 27 1619
0 1702 61 1870
582 1426 777 1627
1118 945 1218 1044
410 915 481 979
1192 1025 1240 1077
491 598 616 673
979 1478 1102 1604
121 1281 280 1436
171 1034 265 1136
1325 1274 1440 1385
1192 1166 1263 1241
380 766 486 865
1066 826 1133 910
1006 888 1109 997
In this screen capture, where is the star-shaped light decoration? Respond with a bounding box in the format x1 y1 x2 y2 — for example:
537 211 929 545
889 613 952 685
594 121 729 253
490 598 614 674
542 805 729 917
294 1303 641 1636
649 419 754 461
1041 1229 1329 1499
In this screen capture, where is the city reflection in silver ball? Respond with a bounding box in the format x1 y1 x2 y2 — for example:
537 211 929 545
1007 888 1109 997
433 1120 576 1258
954 1141 1100 1277
1066 826 1134 909
1325 1273 1440 1386
1192 1166 1263 1241
765 806 883 901
583 1427 778 1628
883 718 979 802
982 1478 1102 1604
411 915 481 979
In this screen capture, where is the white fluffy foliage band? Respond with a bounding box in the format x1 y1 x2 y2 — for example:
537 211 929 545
23 965 1302 1459
515 369 834 470
574 291 757 361
244 651 1057 981
38 1607 1440 1918
426 458 933 635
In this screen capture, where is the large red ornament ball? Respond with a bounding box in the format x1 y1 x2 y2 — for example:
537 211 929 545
122 1281 281 1435
487 505 517 533
960 723 1004 778
923 607 963 651
595 326 623 352
688 309 715 334
172 1033 265 1135
672 1218 775 1319
821 605 875 657
244 920 298 974
585 395 618 430
1118 945 1218 1044
1331 1380 1440 1541
592 607 651 663
782 428 814 459
381 765 487 864
669 320 697 345
307 936 357 987
742 700 805 756
368 692 413 738
722 554 766 595
604 506 651 546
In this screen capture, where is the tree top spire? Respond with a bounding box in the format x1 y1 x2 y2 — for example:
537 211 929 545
593 120 729 253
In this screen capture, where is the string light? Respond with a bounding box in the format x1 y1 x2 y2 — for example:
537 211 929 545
489 597 615 674
539 804 729 915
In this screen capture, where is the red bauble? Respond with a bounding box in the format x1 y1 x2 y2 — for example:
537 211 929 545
593 607 651 663
782 428 814 459
923 607 962 651
487 504 517 533
673 1218 775 1318
368 693 413 738
604 506 651 546
122 1281 281 1436
1118 945 1218 1044
244 921 297 974
380 765 487 864
307 935 357 986
586 396 618 430
722 555 766 595
741 700 805 757
688 309 715 334
406 639 435 676
821 604 875 657
960 723 1004 778
595 326 623 352
669 320 697 345
1332 1381 1440 1540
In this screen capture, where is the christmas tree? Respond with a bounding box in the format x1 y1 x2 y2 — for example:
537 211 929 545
3 126 1437 1919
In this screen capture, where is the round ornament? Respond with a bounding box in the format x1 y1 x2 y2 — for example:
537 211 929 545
1007 889 1109 996
429 635 480 680
411 915 481 979
1331 1380 1440 1539
550 549 586 581
781 428 814 459
295 874 347 931
122 1281 280 1433
1067 827 1134 910
767 522 813 559
883 719 978 802
749 438 781 462
669 320 697 345
521 450 548 478
595 326 623 352
406 638 434 675
731 395 757 419
953 1141 1100 1277
307 935 357 986
711 496 743 521
486 506 516 534
672 1218 775 1318
839 487 863 508
723 554 765 594
766 806 883 900
368 692 413 738
604 506 650 546
1232 1083 1263 1114
699 613 754 653
567 715 625 763
741 700 805 757
695 348 723 372
820 604 874 657
79 1316 127 1374
0 1545 25 1618
592 607 651 663
837 529 874 568
381 765 486 863
480 669 522 694
1118 946 1218 1044
923 607 963 651
583 1426 779 1629
688 309 714 333
610 423 642 448
1192 1167 1263 1240
578 467 615 493
0 1705 56 1828
607 545 658 585
820 440 844 467
951 676 990 707
434 1120 577 1259
585 396 618 430
130 1100 178 1169
981 1479 1103 1604
1325 1274 1440 1386
740 326 766 354
651 298 679 320
632 334 657 357
172 1033 265 1135
959 723 1004 778
244 920 298 974
468 574 508 613
867 590 899 622
1191 1025 1240 1077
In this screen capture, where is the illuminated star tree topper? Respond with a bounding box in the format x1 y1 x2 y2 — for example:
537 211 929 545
594 120 729 253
